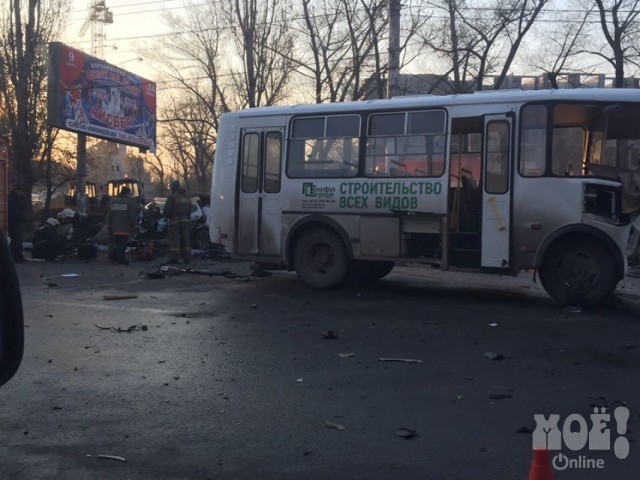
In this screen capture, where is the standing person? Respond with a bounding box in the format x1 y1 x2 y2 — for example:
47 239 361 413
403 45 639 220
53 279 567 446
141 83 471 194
105 187 137 265
7 185 27 263
164 180 191 264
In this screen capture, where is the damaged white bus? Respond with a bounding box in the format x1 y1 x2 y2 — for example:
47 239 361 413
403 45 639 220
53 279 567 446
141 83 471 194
210 89 640 306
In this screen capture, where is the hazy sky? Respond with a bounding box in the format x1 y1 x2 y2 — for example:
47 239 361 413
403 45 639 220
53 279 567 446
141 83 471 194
58 1 616 87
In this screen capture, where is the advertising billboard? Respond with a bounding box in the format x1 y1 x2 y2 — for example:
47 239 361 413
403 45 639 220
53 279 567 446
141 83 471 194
48 42 156 153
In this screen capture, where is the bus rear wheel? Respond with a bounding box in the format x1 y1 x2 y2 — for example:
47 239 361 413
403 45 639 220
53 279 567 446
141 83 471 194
349 260 395 284
539 238 617 307
293 228 348 288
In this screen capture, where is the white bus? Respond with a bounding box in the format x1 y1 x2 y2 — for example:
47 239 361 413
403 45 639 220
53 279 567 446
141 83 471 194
210 89 640 306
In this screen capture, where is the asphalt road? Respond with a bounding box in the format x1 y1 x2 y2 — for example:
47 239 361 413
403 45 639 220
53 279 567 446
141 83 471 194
1 253 639 479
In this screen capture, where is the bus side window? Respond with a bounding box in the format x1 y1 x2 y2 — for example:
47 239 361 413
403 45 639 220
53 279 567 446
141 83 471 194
485 122 510 194
286 136 307 177
366 111 446 178
519 104 547 177
288 115 360 178
552 127 585 176
241 133 260 192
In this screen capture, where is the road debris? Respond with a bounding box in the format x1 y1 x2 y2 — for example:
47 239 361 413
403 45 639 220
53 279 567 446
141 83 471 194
378 357 423 364
296 378 304 382
483 352 505 361
96 454 126 463
103 294 138 301
94 324 147 333
250 269 272 278
322 330 338 340
60 273 81 277
394 427 418 439
338 353 356 358
489 393 513 401
197 243 231 259
488 323 499 327
154 265 246 279
564 306 582 313
325 421 346 431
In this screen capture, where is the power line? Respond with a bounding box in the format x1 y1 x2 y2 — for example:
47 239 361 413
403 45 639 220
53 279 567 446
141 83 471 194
70 1 197 23
69 1 640 24
66 4 630 43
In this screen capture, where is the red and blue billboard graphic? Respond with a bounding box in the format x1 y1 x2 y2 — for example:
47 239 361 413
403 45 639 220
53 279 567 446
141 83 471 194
48 42 156 153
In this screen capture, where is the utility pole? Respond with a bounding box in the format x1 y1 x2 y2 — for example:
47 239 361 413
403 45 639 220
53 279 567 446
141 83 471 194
387 0 401 99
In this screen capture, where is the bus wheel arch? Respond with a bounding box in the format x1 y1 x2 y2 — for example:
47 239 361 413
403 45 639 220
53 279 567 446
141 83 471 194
537 229 621 306
286 216 352 267
290 224 349 289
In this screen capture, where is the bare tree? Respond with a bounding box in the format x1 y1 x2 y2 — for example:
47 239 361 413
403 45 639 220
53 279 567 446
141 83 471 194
0 0 69 198
146 2 230 195
145 152 167 197
148 0 297 194
297 0 406 102
590 0 640 87
423 0 548 92
527 7 592 88
491 0 548 89
221 0 297 108
38 127 75 219
154 2 230 127
160 93 215 193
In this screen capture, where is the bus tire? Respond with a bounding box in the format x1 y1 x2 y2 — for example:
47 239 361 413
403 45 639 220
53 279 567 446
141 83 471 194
293 228 348 289
539 237 617 307
349 260 395 283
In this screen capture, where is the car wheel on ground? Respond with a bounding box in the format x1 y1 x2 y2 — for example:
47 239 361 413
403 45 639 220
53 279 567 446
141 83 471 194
191 225 211 250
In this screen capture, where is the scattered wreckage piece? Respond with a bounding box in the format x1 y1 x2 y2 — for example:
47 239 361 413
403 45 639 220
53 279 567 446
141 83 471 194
378 357 423 364
94 324 148 333
103 294 138 301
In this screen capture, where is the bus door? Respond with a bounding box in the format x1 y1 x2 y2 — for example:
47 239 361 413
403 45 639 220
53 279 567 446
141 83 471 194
481 115 512 269
236 128 283 256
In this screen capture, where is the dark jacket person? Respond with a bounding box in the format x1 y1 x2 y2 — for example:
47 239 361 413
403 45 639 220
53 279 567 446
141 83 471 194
105 187 138 265
164 180 191 264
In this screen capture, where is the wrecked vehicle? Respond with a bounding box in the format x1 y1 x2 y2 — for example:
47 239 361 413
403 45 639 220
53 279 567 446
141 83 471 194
138 199 211 249
211 88 640 306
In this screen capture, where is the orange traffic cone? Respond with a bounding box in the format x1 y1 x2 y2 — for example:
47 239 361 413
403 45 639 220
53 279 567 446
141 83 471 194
528 448 554 480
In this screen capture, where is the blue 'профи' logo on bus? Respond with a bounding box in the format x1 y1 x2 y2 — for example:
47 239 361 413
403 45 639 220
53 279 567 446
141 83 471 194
302 183 336 198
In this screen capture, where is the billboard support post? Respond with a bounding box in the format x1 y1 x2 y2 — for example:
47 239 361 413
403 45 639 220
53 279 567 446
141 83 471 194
76 133 87 215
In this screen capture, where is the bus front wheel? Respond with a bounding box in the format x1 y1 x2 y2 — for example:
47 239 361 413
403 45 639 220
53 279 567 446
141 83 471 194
293 228 348 289
539 238 617 307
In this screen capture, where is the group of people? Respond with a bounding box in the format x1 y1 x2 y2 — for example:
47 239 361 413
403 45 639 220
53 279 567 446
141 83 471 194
31 208 88 260
6 180 193 266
